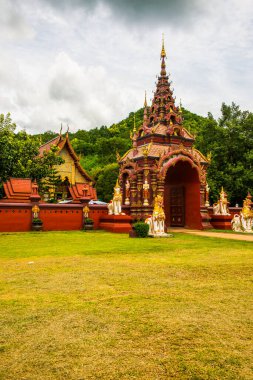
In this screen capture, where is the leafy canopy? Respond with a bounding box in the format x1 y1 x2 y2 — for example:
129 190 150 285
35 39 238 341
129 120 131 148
0 113 64 197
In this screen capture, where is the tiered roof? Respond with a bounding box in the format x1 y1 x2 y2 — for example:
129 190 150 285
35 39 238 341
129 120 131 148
142 37 183 135
2 178 35 203
69 183 97 203
120 39 207 165
39 132 94 184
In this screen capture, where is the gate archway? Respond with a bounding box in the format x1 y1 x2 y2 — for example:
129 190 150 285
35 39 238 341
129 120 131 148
164 160 202 229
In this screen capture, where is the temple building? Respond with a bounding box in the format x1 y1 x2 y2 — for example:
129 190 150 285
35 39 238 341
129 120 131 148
1 132 97 203
118 40 210 229
39 132 97 202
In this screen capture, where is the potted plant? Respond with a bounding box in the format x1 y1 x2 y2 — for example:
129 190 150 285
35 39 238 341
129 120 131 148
83 217 94 231
32 218 43 231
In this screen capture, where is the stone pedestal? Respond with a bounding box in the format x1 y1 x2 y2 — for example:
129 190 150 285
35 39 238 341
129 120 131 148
99 214 132 233
210 214 232 230
200 208 213 229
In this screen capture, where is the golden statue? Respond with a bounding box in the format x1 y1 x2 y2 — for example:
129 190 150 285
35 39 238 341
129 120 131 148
231 193 253 233
241 195 253 219
143 180 150 206
145 195 168 236
83 205 90 218
32 205 40 219
108 179 122 215
213 187 230 215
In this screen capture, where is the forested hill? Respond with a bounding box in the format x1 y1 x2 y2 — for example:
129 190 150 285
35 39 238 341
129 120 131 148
1 104 251 204
36 103 253 204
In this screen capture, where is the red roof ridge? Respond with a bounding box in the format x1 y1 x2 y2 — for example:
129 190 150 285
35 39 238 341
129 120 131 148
39 135 60 148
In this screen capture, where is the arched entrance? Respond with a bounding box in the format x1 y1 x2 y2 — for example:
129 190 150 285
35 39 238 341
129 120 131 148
164 160 202 229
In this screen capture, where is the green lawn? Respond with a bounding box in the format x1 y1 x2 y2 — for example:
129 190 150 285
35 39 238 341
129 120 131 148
0 231 252 380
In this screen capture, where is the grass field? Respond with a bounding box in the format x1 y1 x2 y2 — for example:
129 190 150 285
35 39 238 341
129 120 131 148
0 231 252 380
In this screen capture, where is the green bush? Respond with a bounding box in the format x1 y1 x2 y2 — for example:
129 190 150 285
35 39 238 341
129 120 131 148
133 222 149 238
32 218 43 225
85 218 94 224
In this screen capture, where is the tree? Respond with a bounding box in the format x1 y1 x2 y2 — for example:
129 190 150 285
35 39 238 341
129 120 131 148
193 103 253 205
95 163 119 202
0 113 64 198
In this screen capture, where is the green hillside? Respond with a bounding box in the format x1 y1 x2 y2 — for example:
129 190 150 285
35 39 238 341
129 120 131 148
66 103 252 205
1 103 252 204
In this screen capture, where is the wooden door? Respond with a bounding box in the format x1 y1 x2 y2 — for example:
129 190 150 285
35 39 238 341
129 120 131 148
170 186 185 226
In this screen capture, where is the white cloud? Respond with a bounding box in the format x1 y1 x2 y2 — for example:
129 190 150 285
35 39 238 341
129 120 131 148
0 0 252 133
0 0 35 41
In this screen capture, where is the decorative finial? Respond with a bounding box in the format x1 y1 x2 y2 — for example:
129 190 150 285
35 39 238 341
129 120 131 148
142 142 152 158
161 33 166 59
116 151 121 162
144 91 147 108
179 99 182 113
115 178 120 189
133 114 136 133
207 152 212 162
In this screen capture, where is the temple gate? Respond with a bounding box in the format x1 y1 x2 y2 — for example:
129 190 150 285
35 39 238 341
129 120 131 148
118 39 211 229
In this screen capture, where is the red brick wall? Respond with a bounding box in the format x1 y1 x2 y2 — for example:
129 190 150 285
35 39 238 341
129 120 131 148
0 203 32 232
0 202 108 232
89 205 108 229
40 204 83 231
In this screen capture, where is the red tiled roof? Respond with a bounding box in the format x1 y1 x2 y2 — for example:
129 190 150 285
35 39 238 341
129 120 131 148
2 178 33 202
38 136 61 157
69 183 97 202
121 143 208 164
121 143 168 161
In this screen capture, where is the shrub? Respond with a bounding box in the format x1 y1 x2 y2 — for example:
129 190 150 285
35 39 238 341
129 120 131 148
133 222 149 238
32 218 43 225
85 218 94 224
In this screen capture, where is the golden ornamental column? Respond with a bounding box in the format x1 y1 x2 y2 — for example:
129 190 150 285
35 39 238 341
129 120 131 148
71 162 75 185
157 175 165 198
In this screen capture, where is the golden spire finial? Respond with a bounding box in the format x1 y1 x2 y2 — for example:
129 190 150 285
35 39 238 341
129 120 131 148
144 91 147 108
116 151 121 162
179 98 182 113
161 33 166 58
115 178 120 189
133 113 136 133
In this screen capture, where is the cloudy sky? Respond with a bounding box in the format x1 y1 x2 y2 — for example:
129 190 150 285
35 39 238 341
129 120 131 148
0 0 252 133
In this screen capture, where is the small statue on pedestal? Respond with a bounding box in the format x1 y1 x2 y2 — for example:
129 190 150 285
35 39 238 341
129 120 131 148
108 179 122 215
213 187 230 215
83 205 90 218
125 179 130 205
232 193 253 233
32 204 40 219
143 179 150 206
145 195 170 237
